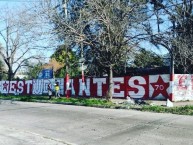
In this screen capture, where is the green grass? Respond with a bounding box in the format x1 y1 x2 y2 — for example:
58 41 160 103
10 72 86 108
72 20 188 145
0 94 116 108
52 97 114 106
0 94 49 102
141 105 193 115
1 94 193 115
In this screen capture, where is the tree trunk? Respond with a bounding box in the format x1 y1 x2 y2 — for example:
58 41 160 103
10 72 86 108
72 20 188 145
106 65 113 101
8 68 13 81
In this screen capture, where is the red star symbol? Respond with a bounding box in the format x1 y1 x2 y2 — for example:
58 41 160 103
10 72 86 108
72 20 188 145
151 76 169 99
3 82 9 91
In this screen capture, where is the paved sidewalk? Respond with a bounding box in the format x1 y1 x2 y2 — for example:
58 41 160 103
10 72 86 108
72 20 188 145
112 99 193 107
149 100 193 107
173 101 193 106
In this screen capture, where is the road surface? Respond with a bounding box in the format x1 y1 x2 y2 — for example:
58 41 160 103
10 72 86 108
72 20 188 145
0 100 193 145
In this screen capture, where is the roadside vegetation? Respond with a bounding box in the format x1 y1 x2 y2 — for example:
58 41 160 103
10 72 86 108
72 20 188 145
0 95 115 108
0 94 193 116
141 105 193 116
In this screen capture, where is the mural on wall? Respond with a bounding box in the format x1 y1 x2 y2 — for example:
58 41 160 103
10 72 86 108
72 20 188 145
173 74 193 101
0 78 64 95
149 75 170 100
0 75 173 100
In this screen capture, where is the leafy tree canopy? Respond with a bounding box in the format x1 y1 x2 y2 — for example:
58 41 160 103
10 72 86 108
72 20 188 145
51 45 80 78
133 49 164 68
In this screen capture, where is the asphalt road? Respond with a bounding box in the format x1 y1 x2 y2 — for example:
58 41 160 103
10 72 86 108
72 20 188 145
0 100 193 145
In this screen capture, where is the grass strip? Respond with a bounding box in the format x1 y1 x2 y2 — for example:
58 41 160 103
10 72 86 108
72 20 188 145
1 94 193 115
141 105 193 115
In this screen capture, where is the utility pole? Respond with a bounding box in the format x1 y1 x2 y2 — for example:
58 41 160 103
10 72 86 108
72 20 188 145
170 52 174 75
81 39 85 96
63 0 70 98
80 12 85 96
64 0 68 20
169 19 176 102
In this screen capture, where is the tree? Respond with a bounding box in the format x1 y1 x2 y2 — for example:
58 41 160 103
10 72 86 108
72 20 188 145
82 0 148 100
146 0 193 74
0 59 7 80
51 44 80 78
133 49 164 68
45 0 148 100
0 7 50 80
25 62 43 79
